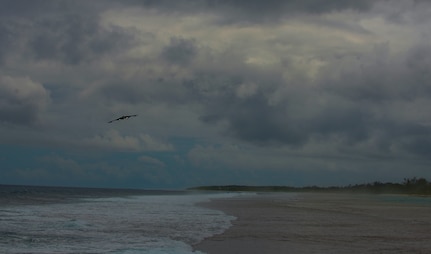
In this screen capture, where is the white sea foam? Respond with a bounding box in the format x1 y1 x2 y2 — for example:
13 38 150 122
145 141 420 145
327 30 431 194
0 192 242 253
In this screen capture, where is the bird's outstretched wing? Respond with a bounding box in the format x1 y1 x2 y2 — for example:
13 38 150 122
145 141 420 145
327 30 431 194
108 114 138 123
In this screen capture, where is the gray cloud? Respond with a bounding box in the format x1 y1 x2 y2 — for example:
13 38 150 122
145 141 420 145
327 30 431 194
214 0 374 24
178 36 431 159
122 0 374 24
162 37 197 65
0 75 50 125
2 0 431 187
405 45 431 86
28 15 136 65
0 24 13 64
0 0 136 65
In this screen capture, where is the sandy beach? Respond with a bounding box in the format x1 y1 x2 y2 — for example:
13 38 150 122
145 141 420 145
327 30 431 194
194 193 431 254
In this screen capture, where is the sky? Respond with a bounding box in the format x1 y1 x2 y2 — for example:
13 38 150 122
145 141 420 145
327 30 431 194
1 0 431 189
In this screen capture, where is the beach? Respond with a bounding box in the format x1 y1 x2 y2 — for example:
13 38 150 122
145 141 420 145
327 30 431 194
194 193 431 254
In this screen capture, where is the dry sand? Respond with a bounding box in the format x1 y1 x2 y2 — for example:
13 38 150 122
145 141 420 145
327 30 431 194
194 193 431 254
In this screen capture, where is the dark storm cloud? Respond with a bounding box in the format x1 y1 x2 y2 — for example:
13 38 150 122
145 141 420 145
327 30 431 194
405 45 431 86
162 37 197 65
99 83 148 105
2 0 431 188
96 76 191 107
123 0 374 23
184 71 307 146
320 42 431 106
0 23 14 64
199 93 300 145
29 15 98 64
181 36 431 159
402 137 431 157
43 0 430 160
181 59 370 147
196 85 370 147
0 0 111 17
213 0 374 23
222 98 306 146
0 0 61 17
28 15 137 65
0 76 50 125
0 0 136 65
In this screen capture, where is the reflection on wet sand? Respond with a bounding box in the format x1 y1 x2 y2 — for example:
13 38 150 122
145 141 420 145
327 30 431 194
195 193 431 254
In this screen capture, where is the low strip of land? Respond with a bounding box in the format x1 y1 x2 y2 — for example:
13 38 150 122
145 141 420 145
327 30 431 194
190 177 431 195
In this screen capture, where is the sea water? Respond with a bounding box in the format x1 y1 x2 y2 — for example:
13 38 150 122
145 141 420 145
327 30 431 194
0 185 239 253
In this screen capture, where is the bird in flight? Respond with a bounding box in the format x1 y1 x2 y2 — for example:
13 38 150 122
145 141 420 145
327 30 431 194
108 114 138 123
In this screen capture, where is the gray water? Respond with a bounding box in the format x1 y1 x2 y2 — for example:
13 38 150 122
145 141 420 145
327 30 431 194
0 185 239 253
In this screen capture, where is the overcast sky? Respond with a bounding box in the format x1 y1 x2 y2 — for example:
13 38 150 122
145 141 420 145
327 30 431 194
1 0 431 189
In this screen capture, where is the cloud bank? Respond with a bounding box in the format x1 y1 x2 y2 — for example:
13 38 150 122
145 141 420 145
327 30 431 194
1 0 431 187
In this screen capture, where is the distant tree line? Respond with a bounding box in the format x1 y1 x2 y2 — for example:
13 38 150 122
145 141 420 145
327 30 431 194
190 177 431 195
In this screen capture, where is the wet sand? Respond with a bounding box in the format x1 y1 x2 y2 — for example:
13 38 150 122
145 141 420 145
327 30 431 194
194 193 431 254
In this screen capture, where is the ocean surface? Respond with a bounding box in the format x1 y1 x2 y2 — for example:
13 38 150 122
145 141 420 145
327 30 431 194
0 185 239 254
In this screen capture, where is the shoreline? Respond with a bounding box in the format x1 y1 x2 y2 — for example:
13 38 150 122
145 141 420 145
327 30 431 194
194 192 431 254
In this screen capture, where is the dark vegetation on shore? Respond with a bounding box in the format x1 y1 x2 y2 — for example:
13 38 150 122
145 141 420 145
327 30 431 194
190 177 431 195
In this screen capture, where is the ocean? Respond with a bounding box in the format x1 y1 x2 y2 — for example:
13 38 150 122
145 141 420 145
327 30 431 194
0 185 239 254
